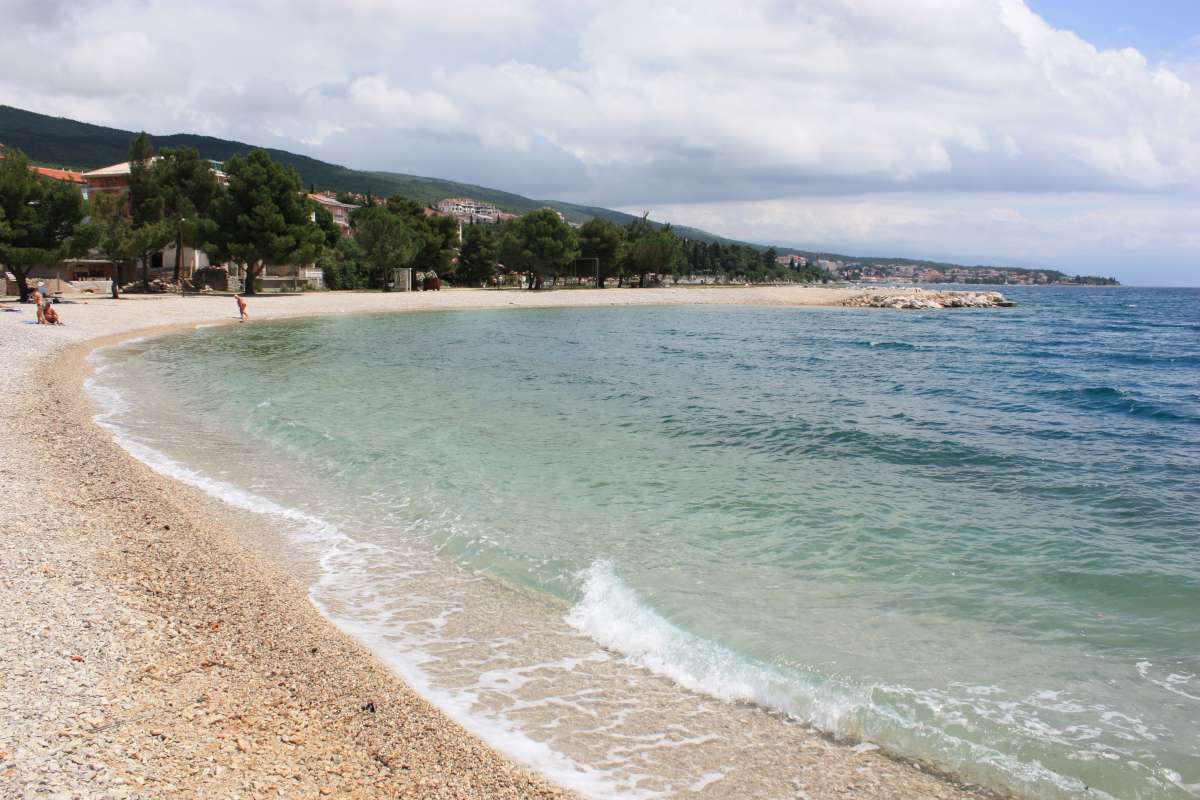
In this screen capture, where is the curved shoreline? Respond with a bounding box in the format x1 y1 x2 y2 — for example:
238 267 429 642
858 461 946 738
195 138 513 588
4 310 579 798
2 289 1000 799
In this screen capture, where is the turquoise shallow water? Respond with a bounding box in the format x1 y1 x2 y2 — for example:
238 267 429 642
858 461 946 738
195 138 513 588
91 287 1199 798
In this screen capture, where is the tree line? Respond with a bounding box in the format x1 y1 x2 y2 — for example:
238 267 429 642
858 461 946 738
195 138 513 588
2 132 831 302
455 213 831 288
320 201 692 291
1 148 93 302
0 134 325 300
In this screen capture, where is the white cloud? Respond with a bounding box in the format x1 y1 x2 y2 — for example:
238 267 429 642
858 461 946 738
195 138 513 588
345 76 462 133
1 0 1197 281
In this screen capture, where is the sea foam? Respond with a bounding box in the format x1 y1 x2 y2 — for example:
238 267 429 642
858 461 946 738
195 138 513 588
566 560 865 735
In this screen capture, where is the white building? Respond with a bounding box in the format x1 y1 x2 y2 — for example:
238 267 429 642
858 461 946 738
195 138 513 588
435 197 502 223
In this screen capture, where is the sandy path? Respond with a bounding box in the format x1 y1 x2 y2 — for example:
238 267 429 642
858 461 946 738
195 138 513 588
0 288 997 799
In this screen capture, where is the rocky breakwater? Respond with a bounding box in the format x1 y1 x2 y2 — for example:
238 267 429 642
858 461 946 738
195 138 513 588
843 288 1015 309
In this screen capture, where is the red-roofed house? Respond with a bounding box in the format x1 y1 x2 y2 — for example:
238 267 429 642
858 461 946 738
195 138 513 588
0 145 89 197
32 165 86 184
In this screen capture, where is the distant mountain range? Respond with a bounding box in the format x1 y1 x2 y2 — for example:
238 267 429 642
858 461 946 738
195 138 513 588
0 104 1115 283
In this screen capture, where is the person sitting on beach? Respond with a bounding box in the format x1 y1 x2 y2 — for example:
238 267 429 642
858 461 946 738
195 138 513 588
42 302 62 325
236 294 248 321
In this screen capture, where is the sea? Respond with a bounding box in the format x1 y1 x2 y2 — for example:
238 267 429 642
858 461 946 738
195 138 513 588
87 286 1200 799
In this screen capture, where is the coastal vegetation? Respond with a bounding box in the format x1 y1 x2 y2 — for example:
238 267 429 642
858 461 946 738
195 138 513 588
0 148 88 302
622 215 684 288
153 144 220 283
683 240 831 284
387 196 460 276
87 190 132 298
348 205 420 289
498 208 580 289
0 133 851 294
126 132 175 291
455 223 501 286
207 150 325 295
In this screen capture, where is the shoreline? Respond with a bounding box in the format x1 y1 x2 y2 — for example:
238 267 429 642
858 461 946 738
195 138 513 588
2 288 1002 799
4 319 578 798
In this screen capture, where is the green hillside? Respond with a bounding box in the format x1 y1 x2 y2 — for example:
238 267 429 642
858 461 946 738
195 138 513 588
0 104 747 241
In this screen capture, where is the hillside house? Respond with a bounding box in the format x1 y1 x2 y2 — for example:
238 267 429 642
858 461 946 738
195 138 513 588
309 193 356 234
79 158 229 284
82 158 228 197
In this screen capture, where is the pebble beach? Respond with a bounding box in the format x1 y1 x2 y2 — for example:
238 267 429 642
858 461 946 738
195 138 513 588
1 287 1004 799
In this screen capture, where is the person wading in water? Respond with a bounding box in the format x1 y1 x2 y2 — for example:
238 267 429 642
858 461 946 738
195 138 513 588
31 289 46 324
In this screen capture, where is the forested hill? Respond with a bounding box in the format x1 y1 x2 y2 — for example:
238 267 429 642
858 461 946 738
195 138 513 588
0 104 735 242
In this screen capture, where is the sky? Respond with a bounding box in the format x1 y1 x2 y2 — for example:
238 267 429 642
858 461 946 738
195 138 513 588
1028 0 1200 56
2 0 1198 285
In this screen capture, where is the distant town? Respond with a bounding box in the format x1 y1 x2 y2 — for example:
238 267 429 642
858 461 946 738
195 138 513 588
770 253 1119 286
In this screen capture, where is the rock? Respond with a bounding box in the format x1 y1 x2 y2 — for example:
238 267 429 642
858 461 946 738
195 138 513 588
843 288 1013 309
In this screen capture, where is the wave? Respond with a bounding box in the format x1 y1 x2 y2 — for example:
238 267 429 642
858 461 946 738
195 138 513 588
1075 350 1200 369
565 561 1112 800
566 560 865 734
1039 386 1199 424
1137 661 1200 702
